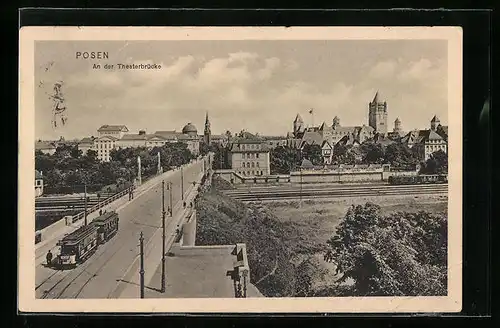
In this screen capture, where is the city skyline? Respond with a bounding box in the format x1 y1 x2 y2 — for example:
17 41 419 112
35 40 448 140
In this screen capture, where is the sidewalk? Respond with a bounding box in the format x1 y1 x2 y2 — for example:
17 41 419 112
114 172 203 298
34 164 183 266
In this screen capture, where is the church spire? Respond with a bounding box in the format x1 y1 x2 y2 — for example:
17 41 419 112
204 111 211 145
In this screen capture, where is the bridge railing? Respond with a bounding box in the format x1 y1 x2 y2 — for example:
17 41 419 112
71 186 134 223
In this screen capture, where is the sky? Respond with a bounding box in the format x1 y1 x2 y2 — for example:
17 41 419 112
35 40 448 140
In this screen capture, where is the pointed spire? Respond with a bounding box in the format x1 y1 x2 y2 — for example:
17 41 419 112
431 115 439 122
294 113 303 123
372 91 379 103
395 117 401 123
319 121 327 131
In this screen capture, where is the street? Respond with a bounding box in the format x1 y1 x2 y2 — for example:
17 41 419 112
35 157 208 299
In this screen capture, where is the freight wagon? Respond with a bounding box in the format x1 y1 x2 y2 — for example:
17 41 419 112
388 174 448 185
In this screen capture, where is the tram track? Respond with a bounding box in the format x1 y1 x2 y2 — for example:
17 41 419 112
38 207 159 299
36 183 165 299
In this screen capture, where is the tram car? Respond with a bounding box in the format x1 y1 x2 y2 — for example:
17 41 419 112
55 223 99 269
388 174 448 185
92 211 119 244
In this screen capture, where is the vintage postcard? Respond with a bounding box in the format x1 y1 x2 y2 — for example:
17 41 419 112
19 26 462 313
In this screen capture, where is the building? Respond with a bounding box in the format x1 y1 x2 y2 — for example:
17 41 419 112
401 115 448 160
262 136 288 149
97 125 129 138
287 93 391 152
35 170 43 197
77 137 96 155
368 91 388 134
35 140 57 155
94 125 129 162
228 134 271 176
387 118 405 140
204 112 211 145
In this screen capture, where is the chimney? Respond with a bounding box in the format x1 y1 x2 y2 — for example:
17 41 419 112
139 130 146 135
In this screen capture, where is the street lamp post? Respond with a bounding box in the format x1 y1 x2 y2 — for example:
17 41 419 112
169 182 173 217
181 166 184 201
139 231 145 299
161 180 166 293
299 168 303 208
84 184 88 225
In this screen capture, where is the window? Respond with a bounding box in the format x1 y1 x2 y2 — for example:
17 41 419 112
256 162 259 168
251 153 255 159
241 162 244 168
261 171 263 175
251 162 255 168
256 153 259 158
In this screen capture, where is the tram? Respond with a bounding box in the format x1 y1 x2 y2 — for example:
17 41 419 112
54 211 120 269
55 224 99 269
92 211 119 244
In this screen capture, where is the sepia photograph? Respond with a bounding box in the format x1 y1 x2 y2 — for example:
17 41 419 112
18 26 462 313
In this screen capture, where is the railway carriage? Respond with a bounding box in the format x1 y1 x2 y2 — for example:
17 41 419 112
92 211 119 244
388 174 448 185
55 224 99 268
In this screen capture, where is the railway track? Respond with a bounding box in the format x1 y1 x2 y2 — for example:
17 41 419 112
222 184 448 202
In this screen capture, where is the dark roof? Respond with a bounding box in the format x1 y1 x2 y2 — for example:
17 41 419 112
120 134 148 141
79 137 95 144
93 211 118 223
301 131 323 145
98 125 129 132
35 141 57 150
59 224 98 245
182 123 198 134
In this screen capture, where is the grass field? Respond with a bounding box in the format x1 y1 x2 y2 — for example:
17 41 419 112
257 193 448 293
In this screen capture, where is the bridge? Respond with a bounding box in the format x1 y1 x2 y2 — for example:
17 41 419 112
35 155 212 299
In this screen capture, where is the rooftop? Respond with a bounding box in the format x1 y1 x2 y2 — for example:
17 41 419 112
97 125 129 132
145 244 264 298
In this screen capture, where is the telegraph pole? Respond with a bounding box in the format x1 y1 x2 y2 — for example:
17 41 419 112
181 166 184 201
161 181 166 293
299 168 303 208
84 184 88 225
139 231 145 299
169 182 173 217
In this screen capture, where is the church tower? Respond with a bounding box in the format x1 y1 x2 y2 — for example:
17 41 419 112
368 91 388 134
293 114 304 137
430 115 440 131
394 117 402 133
204 112 211 145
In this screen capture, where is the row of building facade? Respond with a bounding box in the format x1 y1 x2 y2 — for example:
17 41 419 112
35 92 448 178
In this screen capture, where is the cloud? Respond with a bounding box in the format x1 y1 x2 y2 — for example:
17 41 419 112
369 60 397 79
398 58 442 82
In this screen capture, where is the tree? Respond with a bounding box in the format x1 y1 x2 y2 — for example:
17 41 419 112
360 142 385 164
324 203 447 296
421 150 448 174
332 144 356 164
270 146 300 174
301 144 323 165
384 142 420 169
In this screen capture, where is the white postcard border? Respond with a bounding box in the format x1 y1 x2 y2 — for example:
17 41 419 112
19 26 463 313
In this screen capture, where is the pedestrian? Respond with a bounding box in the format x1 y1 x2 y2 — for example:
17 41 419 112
46 250 53 266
